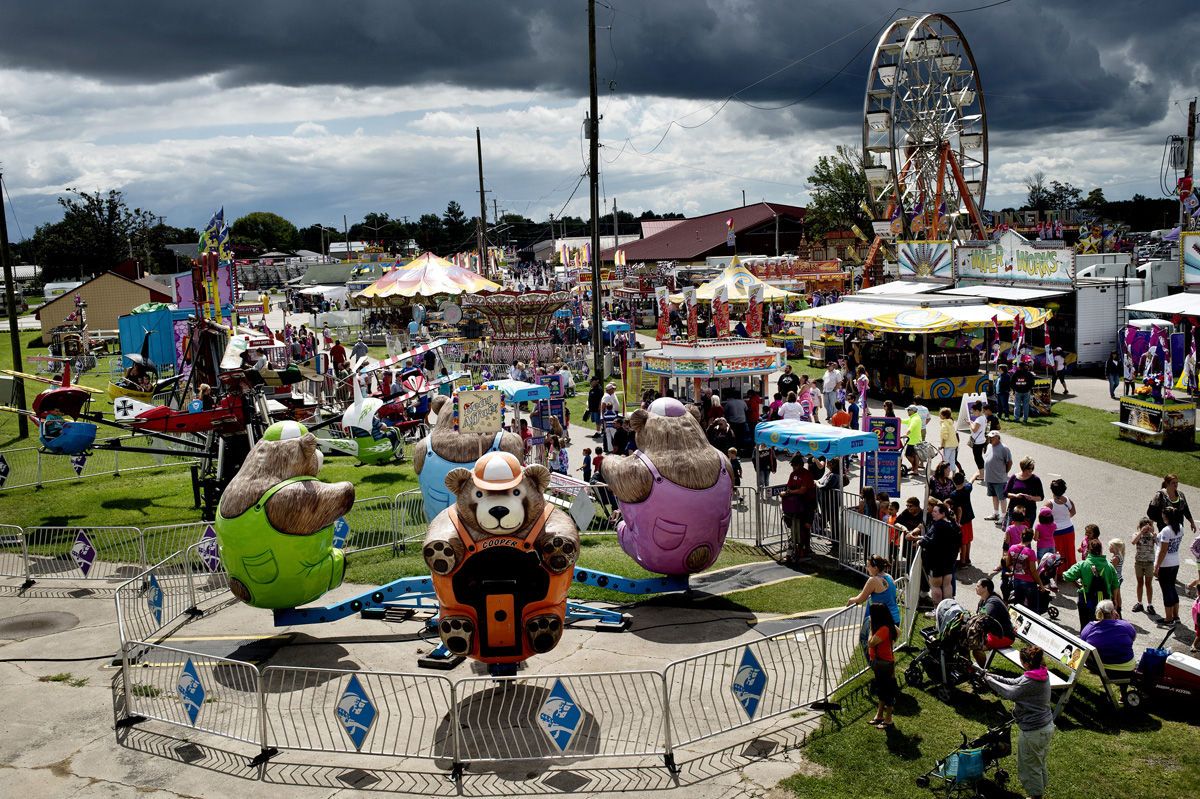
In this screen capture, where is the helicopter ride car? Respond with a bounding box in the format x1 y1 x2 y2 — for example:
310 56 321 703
0 361 103 455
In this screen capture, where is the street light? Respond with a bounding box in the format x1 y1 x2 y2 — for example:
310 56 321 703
314 225 337 261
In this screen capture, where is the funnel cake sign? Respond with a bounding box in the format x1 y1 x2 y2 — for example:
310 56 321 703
954 230 1074 286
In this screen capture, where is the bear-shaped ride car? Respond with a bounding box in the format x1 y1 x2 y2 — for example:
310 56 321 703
423 451 580 664
215 432 355 609
601 396 732 576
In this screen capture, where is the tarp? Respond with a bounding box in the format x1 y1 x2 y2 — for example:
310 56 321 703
482 379 550 404
130 302 171 314
755 420 880 457
941 285 1069 302
353 252 499 306
669 256 799 304
1124 293 1200 316
856 281 944 295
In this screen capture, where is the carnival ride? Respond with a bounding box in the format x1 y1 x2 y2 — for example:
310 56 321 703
0 361 102 455
863 13 987 244
464 290 572 364
107 331 186 402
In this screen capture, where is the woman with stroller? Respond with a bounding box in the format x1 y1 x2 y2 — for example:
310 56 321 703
976 645 1054 799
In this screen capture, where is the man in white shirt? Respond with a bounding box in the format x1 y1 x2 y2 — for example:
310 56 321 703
821 362 842 419
1051 347 1068 394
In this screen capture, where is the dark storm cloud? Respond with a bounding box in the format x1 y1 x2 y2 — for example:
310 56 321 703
0 1 1194 132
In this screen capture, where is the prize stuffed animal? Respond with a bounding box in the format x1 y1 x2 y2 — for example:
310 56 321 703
423 451 579 664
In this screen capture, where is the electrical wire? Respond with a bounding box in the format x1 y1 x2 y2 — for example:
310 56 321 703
2 176 26 241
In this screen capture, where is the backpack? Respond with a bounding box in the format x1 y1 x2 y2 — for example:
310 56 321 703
1081 562 1111 607
1191 534 1200 561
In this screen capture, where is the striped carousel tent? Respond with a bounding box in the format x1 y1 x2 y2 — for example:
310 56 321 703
669 256 800 304
352 252 499 307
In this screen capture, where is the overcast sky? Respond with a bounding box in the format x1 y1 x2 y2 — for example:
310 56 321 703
1 0 1197 241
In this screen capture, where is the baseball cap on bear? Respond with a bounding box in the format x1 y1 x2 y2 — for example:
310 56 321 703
471 451 525 490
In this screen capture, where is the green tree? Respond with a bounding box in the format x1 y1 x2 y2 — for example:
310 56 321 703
27 189 157 281
805 145 872 236
229 211 300 251
1024 171 1050 212
415 213 446 253
442 201 470 250
1082 187 1107 208
1046 180 1082 211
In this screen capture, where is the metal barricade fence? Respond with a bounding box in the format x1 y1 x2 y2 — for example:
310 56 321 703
453 671 665 764
837 510 908 578
260 666 454 760
663 623 825 749
140 522 213 566
0 434 198 492
0 445 43 491
186 540 230 605
21 526 146 582
114 551 197 644
0 524 28 579
726 486 758 544
341 495 397 554
394 489 428 546
121 641 262 745
757 487 788 560
820 575 910 700
812 487 860 559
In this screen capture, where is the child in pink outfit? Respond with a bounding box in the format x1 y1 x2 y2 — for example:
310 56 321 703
1033 506 1057 560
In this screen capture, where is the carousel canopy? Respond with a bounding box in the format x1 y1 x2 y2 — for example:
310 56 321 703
353 252 499 306
785 295 1050 334
754 420 880 457
669 258 799 304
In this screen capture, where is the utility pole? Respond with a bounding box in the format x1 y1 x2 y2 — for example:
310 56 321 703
0 171 28 438
742 189 746 207
612 197 619 251
587 0 603 381
343 215 350 263
493 198 500 227
476 128 489 277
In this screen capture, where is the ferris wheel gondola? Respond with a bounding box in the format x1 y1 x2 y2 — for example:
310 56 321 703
863 13 987 243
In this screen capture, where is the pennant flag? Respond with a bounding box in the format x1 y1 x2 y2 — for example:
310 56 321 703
746 284 764 337
726 217 736 248
714 285 730 338
683 286 698 342
889 205 903 237
909 200 925 233
935 200 949 235
655 286 670 342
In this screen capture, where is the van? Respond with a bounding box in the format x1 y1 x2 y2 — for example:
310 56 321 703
44 281 83 302
0 285 27 316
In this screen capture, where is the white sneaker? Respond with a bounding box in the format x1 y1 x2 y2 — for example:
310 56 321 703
983 514 999 521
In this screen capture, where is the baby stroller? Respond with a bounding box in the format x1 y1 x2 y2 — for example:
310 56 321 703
905 599 975 702
916 718 1013 797
1035 551 1062 619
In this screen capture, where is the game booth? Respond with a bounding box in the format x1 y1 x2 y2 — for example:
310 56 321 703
785 294 1052 405
1111 300 1200 448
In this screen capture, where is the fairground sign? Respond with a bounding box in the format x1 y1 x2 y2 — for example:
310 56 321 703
954 230 1074 286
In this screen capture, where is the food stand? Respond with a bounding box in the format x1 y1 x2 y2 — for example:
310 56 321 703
786 294 1050 403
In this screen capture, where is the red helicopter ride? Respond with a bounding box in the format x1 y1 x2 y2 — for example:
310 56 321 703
0 360 104 455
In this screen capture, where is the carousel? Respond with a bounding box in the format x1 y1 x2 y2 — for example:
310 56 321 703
465 290 571 364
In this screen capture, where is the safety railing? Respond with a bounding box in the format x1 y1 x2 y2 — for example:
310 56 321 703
340 495 397 553
20 526 146 582
664 621 825 749
454 670 665 763
0 433 199 492
140 522 213 567
0 524 29 580
393 489 429 546
726 486 758 544
261 666 454 760
114 551 199 645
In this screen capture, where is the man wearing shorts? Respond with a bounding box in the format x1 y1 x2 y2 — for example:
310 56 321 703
982 430 1012 523
902 404 923 475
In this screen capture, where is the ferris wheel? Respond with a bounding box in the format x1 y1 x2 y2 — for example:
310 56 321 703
862 13 987 242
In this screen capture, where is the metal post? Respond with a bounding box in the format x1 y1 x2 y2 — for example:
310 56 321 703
661 671 678 774
0 171 28 439
476 127 489 278
587 0 603 382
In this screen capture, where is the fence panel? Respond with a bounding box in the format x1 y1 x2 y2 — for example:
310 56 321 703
756 487 789 561
140 522 212 566
21 526 146 581
0 445 43 491
454 671 665 763
115 552 197 644
185 540 230 605
341 495 396 554
664 624 825 748
822 575 909 699
122 642 261 745
812 487 860 560
0 434 198 492
0 524 28 579
394 489 428 546
726 486 757 544
261 667 454 759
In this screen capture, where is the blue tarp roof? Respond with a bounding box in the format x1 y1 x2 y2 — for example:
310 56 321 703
482 379 551 403
754 420 880 457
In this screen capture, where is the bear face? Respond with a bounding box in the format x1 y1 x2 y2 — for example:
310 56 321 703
445 462 552 536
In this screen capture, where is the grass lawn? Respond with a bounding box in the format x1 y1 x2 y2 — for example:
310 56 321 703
1002 401 1200 486
782 630 1200 799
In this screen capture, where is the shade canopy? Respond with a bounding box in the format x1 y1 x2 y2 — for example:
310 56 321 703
755 420 880 457
669 258 800 304
482 379 550 403
785 297 1050 334
353 252 499 306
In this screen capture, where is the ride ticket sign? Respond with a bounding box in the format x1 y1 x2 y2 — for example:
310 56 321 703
868 416 902 451
457 389 504 434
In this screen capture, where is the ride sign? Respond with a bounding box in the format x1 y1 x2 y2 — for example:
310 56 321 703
456 390 503 434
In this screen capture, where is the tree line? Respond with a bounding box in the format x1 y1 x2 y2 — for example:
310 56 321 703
8 191 687 284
